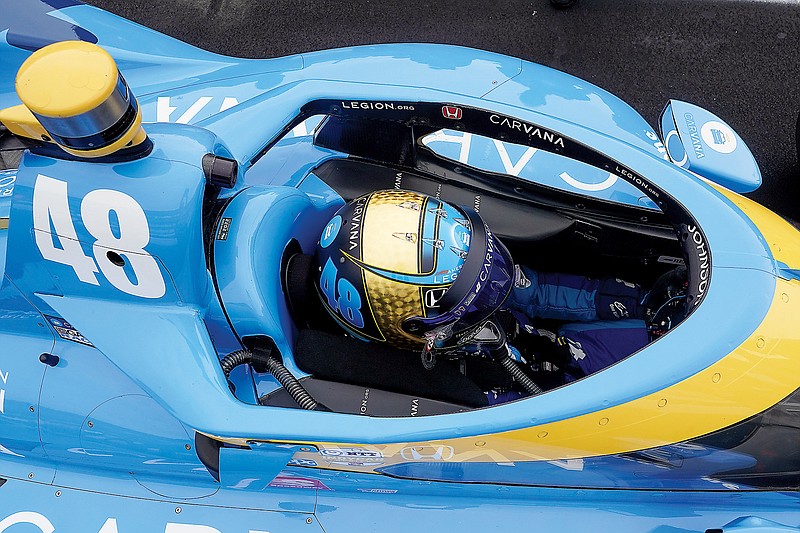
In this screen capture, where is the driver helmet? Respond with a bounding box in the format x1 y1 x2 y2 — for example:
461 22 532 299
313 189 515 349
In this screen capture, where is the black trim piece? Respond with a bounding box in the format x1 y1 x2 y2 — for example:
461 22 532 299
0 477 5 488
194 432 222 482
27 135 153 163
43 99 139 151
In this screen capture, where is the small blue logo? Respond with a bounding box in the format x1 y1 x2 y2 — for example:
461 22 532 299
320 215 342 248
710 129 728 145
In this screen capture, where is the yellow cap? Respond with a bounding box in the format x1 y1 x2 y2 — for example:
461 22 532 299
2 41 150 159
16 41 118 119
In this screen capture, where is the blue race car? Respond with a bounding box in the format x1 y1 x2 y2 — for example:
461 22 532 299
0 1 798 531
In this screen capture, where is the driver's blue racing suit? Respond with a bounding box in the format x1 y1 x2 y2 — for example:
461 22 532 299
505 265 650 381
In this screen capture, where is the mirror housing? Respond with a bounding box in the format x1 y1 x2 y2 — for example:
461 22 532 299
660 100 761 193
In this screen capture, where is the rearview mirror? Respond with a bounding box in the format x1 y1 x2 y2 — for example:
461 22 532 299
660 100 761 193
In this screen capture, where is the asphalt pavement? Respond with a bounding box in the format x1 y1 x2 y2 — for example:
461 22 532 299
87 0 800 218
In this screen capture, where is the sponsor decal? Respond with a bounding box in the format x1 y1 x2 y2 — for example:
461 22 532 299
357 488 398 494
320 447 383 459
0 174 14 197
560 171 618 192
268 474 332 491
700 120 737 154
613 166 661 199
608 301 630 318
392 232 418 243
32 175 166 299
442 106 463 120
424 287 448 308
684 113 705 159
451 253 490 319
657 255 685 266
340 101 415 111
44 315 93 347
319 215 342 248
450 247 468 260
360 388 370 415
421 238 445 250
0 443 22 457
564 337 587 361
0 512 266 532
488 114 565 148
686 225 710 302
514 264 531 289
348 196 367 252
216 217 232 241
397 200 420 211
288 458 318 467
400 445 455 461
156 96 239 124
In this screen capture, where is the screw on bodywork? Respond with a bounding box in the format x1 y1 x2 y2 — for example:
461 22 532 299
55 490 61 497
28 406 34 412
27 473 34 479
185 444 192 450
306 518 313 524
87 421 94 428
175 507 182 514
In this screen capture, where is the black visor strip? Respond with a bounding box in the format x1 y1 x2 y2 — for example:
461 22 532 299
46 98 138 150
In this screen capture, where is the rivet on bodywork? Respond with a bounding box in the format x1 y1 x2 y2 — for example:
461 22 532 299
599 417 609 426
55 490 61 497
712 373 722 383
756 337 766 349
175 507 182 514
657 398 668 408
306 517 313 524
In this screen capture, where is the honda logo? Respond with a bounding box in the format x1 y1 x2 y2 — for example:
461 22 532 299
442 106 463 120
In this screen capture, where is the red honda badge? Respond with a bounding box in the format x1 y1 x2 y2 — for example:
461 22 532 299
442 106 463 120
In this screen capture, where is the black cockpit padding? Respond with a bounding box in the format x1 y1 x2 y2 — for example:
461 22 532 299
294 329 489 408
311 158 575 242
282 250 342 333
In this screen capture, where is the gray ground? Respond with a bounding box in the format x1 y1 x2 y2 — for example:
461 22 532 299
87 0 800 218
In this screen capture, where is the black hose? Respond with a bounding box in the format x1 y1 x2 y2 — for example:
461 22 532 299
219 349 251 376
219 349 321 410
262 355 320 411
498 354 543 395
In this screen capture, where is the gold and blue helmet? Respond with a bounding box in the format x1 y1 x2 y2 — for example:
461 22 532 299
314 190 515 348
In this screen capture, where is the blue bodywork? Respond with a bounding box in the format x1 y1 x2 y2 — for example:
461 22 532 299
0 1 797 532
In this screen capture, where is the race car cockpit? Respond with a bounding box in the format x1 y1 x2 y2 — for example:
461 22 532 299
208 104 695 418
